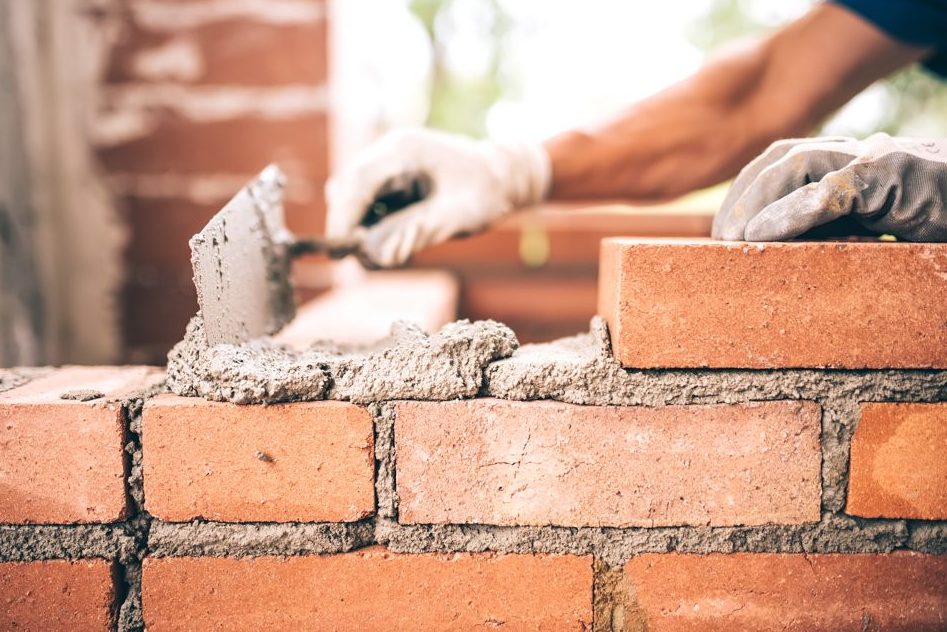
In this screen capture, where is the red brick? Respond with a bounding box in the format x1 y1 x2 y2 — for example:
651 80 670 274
598 239 947 368
142 548 592 630
396 399 820 527
107 19 327 86
847 403 947 519
0 560 117 631
142 395 374 522
97 114 327 178
0 366 162 523
274 271 458 347
623 553 947 631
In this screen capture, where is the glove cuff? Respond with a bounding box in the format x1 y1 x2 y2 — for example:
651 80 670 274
493 141 552 210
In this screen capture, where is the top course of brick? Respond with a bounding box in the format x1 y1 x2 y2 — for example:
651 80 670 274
599 238 947 369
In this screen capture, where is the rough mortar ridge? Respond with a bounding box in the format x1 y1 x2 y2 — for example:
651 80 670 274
166 314 518 404
147 520 376 558
375 515 945 568
0 525 135 562
485 318 947 406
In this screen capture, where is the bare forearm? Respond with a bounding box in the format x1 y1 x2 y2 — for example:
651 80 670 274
544 4 929 202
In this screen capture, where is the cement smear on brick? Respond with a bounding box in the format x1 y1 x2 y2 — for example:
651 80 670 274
0 367 49 394
166 314 518 404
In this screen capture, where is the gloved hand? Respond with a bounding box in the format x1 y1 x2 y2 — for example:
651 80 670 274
712 133 947 242
325 128 551 267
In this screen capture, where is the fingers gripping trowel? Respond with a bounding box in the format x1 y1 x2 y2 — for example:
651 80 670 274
188 165 422 346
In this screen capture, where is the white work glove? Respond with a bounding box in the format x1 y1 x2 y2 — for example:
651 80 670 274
712 133 947 242
325 128 551 267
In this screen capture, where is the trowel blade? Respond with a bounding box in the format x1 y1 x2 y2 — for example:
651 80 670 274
189 164 296 345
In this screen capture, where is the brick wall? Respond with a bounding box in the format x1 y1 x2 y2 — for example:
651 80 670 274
2 239 945 630
97 0 331 363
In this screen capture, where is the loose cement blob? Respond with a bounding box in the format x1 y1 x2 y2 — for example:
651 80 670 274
167 313 518 404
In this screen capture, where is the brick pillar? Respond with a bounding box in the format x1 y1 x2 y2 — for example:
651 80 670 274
96 0 331 363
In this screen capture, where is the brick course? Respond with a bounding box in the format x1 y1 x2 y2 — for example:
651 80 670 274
623 552 947 631
142 549 592 630
142 395 375 522
847 403 947 520
599 239 947 368
396 399 821 527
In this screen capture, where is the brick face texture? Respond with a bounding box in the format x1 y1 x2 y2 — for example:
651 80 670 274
142 549 593 630
598 239 947 368
847 403 947 519
0 366 161 523
142 395 375 522
0 560 117 631
623 553 947 631
396 399 822 527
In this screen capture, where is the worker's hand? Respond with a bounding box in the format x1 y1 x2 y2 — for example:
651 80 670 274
712 133 947 242
325 128 550 267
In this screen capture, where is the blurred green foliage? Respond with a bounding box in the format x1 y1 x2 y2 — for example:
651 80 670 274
688 0 947 136
409 0 946 138
409 0 512 137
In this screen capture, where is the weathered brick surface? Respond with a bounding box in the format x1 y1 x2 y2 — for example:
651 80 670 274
98 114 328 177
396 399 821 527
623 553 947 631
0 560 117 631
0 366 162 523
847 403 947 519
107 18 327 86
142 395 374 522
142 548 592 630
598 238 947 368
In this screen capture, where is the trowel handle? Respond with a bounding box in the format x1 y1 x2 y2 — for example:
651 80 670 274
360 174 430 228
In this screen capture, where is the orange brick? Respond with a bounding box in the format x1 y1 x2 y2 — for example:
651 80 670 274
97 114 327 178
396 399 821 527
847 403 947 519
0 560 117 631
0 366 162 523
598 238 947 368
107 19 327 86
274 271 459 347
142 395 374 522
142 548 592 630
623 552 947 631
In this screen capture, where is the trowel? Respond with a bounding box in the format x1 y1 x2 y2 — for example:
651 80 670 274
187 165 424 347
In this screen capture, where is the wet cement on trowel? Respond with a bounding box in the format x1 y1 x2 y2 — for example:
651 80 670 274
170 164 519 404
166 313 518 404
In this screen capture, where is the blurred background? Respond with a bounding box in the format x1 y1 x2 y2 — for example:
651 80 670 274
3 0 945 367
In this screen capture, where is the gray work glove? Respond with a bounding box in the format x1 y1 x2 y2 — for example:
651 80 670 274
712 133 947 242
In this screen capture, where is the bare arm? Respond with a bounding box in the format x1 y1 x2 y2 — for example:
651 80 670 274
544 3 931 202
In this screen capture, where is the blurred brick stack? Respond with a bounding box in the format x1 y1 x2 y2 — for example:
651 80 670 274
95 0 329 363
93 0 714 360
